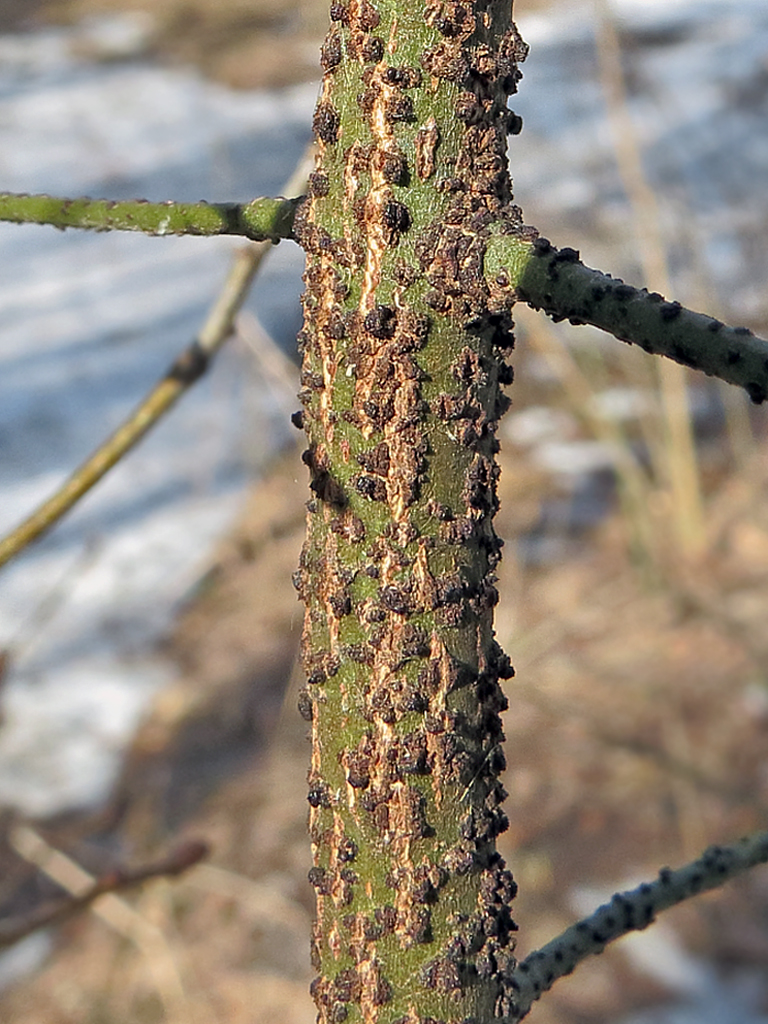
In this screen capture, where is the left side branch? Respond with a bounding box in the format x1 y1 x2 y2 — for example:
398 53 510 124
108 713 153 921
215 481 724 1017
0 143 315 571
510 829 768 1020
0 192 301 242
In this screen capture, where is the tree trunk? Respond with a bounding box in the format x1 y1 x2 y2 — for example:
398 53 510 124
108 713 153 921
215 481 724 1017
294 2 530 1021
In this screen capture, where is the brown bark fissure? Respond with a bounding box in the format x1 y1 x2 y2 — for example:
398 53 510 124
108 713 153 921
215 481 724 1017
294 2 531 1022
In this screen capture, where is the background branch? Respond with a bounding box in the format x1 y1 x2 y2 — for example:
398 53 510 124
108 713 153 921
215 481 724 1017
8 824 201 1018
1 828 208 950
594 0 704 554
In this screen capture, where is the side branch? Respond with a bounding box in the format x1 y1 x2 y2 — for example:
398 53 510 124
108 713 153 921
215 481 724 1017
0 149 313 571
485 235 768 402
0 192 301 242
510 829 768 1020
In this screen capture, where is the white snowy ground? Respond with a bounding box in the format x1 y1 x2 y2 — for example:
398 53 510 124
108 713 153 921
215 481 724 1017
0 15 314 815
519 0 768 318
0 1 767 1014
2 0 767 817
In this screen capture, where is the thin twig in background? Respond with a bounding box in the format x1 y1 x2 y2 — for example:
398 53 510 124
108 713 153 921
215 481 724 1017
181 862 310 935
517 305 660 567
1 539 101 664
675 223 760 478
8 824 205 1020
0 147 314 572
238 310 301 403
1 829 208 950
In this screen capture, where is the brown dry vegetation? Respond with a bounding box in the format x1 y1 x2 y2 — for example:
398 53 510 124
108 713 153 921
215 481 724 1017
3 425 768 1023
0 1 767 1023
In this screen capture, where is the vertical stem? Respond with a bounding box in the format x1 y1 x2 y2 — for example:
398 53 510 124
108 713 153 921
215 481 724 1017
294 1 529 1022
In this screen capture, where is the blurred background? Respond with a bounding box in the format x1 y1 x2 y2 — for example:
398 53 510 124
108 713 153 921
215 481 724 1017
0 0 768 1021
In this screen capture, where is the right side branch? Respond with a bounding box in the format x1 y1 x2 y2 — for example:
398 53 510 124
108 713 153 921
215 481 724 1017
511 829 768 1020
485 234 768 402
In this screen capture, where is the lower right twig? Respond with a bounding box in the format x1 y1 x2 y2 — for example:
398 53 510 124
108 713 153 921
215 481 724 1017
511 829 768 1019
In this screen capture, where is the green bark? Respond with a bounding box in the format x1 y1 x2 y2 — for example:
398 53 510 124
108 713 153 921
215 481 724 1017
512 829 768 1016
0 192 300 241
294 1 528 1022
485 235 768 403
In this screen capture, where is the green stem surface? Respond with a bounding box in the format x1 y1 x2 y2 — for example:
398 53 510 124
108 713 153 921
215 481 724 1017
512 830 768 1018
0 192 301 242
294 1 528 1022
486 235 768 402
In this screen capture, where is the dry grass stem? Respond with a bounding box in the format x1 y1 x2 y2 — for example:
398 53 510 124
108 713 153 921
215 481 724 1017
8 825 196 1019
0 146 314 572
594 0 705 555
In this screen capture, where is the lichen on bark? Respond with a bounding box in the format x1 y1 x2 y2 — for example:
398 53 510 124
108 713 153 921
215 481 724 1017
294 2 531 1022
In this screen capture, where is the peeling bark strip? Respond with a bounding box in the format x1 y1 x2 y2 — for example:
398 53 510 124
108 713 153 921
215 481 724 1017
295 2 530 1023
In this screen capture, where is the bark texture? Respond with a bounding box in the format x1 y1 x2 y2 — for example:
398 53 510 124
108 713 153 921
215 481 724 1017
294 2 531 1022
